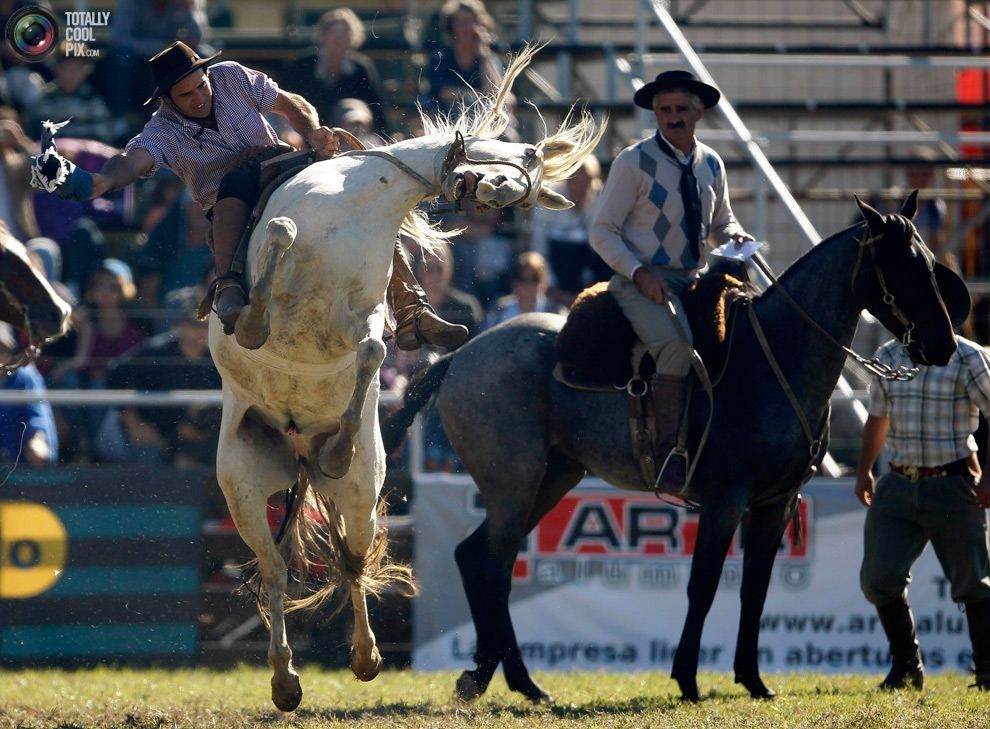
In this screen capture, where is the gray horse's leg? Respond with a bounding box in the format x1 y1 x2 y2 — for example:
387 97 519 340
732 498 792 699
456 451 585 704
318 328 386 479
671 493 749 701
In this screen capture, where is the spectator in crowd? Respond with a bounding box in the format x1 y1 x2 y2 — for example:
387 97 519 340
102 0 212 123
0 109 40 242
439 201 513 308
24 237 92 461
32 40 464 352
590 70 753 492
136 186 213 327
854 278 990 692
0 322 58 464
28 43 115 144
484 251 565 329
284 8 391 141
903 146 952 270
106 286 220 466
527 154 609 307
420 0 514 137
79 258 146 461
331 98 381 148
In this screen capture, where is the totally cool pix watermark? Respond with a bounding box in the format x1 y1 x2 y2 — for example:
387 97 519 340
5 6 109 63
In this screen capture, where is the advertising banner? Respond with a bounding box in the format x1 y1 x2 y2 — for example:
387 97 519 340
0 465 205 665
413 475 973 674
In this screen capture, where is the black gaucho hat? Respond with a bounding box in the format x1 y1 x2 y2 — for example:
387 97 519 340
934 261 972 330
634 70 721 110
144 41 221 106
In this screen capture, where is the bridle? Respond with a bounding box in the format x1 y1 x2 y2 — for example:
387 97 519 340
336 130 536 209
752 229 921 383
742 226 922 466
0 281 42 375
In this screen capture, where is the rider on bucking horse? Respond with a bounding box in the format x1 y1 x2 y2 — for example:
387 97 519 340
29 41 468 352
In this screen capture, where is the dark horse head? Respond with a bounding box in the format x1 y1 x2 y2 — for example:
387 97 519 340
853 191 959 367
0 230 72 363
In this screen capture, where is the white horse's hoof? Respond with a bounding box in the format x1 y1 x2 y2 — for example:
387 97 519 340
235 312 270 350
350 645 382 681
318 441 355 479
271 671 303 712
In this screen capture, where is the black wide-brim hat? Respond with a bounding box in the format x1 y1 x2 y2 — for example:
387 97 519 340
934 261 972 329
144 40 221 106
634 70 721 110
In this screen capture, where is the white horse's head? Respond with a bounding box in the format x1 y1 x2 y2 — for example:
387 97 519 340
425 43 606 213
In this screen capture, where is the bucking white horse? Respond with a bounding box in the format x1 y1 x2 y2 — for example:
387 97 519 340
207 44 605 711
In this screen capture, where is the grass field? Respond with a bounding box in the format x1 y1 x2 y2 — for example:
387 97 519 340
1 666 988 728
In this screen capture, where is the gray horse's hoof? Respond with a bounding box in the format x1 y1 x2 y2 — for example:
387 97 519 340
735 673 776 700
455 671 485 701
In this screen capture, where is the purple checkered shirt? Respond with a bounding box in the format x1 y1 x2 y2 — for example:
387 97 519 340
124 60 281 212
868 336 990 467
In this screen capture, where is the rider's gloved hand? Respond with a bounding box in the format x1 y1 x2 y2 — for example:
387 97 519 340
29 118 94 201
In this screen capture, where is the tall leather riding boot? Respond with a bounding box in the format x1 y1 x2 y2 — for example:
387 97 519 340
388 240 468 351
966 598 990 689
210 197 251 335
876 597 924 690
650 374 690 493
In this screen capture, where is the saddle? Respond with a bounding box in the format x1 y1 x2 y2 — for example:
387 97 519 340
554 268 750 391
554 266 752 495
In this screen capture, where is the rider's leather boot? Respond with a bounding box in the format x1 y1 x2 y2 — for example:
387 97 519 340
209 197 251 336
388 239 468 351
876 597 925 690
966 598 990 689
650 374 690 493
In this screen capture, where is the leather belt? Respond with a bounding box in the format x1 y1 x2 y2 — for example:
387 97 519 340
889 458 971 482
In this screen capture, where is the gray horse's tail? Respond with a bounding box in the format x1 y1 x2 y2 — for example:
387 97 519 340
381 353 454 453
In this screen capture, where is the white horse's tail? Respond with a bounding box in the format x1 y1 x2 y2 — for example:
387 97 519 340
243 467 417 626
235 217 297 350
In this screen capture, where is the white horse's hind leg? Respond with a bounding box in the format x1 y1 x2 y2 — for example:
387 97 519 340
236 217 296 350
349 582 382 680
224 487 302 711
318 329 387 479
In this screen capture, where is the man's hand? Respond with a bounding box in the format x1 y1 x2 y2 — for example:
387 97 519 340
29 118 93 201
855 471 876 507
731 232 756 250
975 473 990 510
633 266 670 305
306 126 339 158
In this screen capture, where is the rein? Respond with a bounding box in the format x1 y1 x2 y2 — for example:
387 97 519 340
750 240 918 382
0 283 41 375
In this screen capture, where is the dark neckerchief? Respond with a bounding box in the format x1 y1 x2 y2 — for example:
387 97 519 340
654 131 702 264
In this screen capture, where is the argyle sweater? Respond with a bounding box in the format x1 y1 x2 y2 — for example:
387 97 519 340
590 133 746 279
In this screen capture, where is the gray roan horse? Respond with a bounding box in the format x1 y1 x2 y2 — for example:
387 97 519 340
382 193 959 703
0 229 71 371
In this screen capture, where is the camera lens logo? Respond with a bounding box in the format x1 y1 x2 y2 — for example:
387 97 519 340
5 6 59 63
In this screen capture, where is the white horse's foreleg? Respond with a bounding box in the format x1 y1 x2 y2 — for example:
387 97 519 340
235 217 296 350
318 332 386 479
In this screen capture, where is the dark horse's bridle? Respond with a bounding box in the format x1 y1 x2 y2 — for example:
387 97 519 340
0 282 42 375
743 227 924 466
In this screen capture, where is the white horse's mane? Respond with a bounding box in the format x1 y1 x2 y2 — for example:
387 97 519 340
400 43 605 255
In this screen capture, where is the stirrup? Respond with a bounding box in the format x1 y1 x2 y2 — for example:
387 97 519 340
654 446 690 492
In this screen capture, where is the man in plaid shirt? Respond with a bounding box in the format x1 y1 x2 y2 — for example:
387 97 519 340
855 272 990 692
